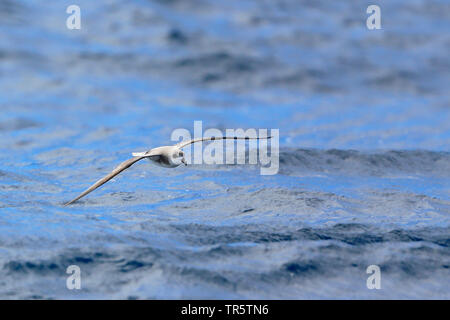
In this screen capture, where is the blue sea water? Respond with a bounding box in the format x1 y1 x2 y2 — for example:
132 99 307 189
0 0 449 299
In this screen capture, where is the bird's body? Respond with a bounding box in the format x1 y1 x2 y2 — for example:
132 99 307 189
132 146 185 168
64 135 271 205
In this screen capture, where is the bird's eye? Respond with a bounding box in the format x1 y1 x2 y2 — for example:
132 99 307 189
178 151 183 157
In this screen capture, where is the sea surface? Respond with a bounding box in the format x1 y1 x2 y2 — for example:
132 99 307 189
0 0 449 299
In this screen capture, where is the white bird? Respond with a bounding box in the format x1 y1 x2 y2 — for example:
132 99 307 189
64 136 271 205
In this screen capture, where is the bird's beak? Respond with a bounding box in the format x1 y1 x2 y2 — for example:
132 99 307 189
181 158 187 166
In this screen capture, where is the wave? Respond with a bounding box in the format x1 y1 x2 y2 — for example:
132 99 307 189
279 149 450 176
1 224 449 298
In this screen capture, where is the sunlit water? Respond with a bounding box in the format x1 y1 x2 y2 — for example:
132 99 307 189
0 0 449 299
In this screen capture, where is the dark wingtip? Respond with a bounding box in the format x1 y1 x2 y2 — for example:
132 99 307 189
64 197 80 206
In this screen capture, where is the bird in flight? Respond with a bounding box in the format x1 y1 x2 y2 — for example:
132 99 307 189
64 136 271 205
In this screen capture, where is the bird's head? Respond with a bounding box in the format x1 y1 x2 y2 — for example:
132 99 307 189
171 149 187 166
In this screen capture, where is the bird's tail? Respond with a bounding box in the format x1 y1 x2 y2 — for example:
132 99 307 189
131 151 147 157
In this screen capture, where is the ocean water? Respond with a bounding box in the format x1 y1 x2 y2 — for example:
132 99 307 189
0 0 449 299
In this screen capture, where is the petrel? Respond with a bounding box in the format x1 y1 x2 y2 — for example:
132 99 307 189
64 136 271 205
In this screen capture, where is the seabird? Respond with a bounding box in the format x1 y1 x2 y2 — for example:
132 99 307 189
64 136 271 205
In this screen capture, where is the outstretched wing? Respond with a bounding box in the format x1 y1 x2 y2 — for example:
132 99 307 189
65 155 151 206
176 135 272 149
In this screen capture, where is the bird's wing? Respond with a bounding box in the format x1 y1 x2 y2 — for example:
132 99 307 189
64 155 157 206
176 136 272 149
